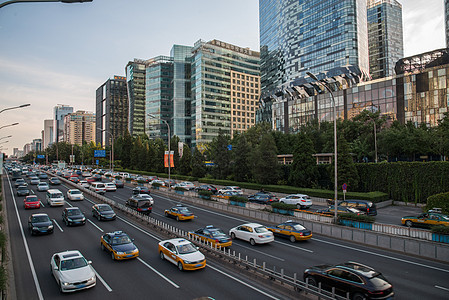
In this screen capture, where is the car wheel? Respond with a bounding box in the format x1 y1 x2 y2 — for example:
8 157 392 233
160 251 164 260
297 204 303 210
64 219 68 226
177 261 183 271
352 292 367 300
289 235 296 243
305 276 317 287
176 216 179 221
405 220 413 227
59 281 64 293
250 238 256 246
231 232 236 239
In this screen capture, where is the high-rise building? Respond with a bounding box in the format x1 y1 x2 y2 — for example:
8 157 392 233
126 59 147 137
259 0 370 96
32 139 42 152
367 0 404 80
445 0 449 48
95 76 128 147
63 111 96 146
190 39 260 147
53 104 73 143
43 119 53 149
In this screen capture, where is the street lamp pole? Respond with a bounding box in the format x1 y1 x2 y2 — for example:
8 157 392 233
0 0 92 9
0 104 30 114
0 122 19 130
97 128 114 173
0 135 12 141
307 72 338 223
148 114 171 189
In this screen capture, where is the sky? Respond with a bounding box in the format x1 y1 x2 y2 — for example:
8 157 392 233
0 0 445 156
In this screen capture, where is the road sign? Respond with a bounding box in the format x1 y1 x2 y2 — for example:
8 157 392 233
94 150 106 157
37 155 45 159
96 159 99 165
342 183 347 191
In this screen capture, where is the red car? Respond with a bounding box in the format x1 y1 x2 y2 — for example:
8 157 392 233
24 195 41 209
86 177 96 183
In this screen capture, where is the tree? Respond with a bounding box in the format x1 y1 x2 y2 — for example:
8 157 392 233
252 133 279 184
191 147 206 178
331 135 359 191
232 135 252 182
289 132 318 187
178 144 192 175
209 129 231 179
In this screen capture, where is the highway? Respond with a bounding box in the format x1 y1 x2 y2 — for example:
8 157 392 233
4 172 449 299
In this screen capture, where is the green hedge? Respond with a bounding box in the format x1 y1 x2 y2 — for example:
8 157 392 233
198 190 213 197
338 213 375 223
271 202 296 211
174 186 187 191
230 196 247 203
431 225 449 235
426 192 449 214
152 182 162 188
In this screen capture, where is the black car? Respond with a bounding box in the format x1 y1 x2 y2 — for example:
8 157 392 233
317 205 365 216
16 185 30 196
113 179 124 188
125 196 152 214
92 204 117 221
92 174 102 181
247 193 278 204
303 262 394 300
28 213 54 235
195 184 218 194
62 207 86 226
132 186 150 195
49 177 61 185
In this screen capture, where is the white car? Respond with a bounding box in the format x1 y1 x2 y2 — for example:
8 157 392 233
50 250 96 293
37 182 49 192
104 182 117 192
158 238 206 271
67 189 84 201
175 181 196 190
136 193 154 205
229 223 274 245
151 179 165 186
218 186 243 195
81 171 91 177
79 180 89 188
279 194 312 209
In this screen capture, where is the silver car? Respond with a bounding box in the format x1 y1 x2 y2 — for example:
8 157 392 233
37 182 49 192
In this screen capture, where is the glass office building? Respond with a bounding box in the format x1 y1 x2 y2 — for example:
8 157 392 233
53 104 73 143
446 0 449 48
259 0 369 97
126 59 147 137
367 0 403 80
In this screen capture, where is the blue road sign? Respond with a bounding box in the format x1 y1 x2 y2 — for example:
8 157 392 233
94 150 106 157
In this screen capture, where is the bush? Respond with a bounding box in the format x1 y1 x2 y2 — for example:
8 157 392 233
431 225 449 235
426 192 449 215
125 177 132 182
137 180 146 185
198 190 213 197
114 175 122 180
338 213 375 223
174 186 187 191
152 182 161 188
0 231 6 249
229 196 247 203
271 202 296 211
0 265 6 291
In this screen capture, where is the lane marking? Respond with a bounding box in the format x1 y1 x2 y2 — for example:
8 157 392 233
208 264 279 300
52 219 64 232
233 243 285 261
39 201 45 208
137 258 180 289
87 219 104 232
273 240 313 253
117 216 162 241
91 266 113 292
435 285 449 292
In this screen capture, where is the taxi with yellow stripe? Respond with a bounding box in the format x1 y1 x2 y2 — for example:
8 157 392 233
164 204 195 221
158 238 206 271
188 225 232 248
266 220 312 242
100 231 139 260
401 212 449 228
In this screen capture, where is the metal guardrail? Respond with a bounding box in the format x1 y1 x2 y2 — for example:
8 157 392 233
372 223 433 240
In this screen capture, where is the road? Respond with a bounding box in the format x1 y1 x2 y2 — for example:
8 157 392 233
4 173 449 299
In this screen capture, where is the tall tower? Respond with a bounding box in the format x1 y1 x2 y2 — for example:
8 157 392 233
126 60 146 137
367 0 404 79
446 0 449 48
53 104 73 143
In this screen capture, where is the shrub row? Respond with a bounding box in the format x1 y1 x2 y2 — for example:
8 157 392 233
337 213 376 223
431 225 449 235
426 192 449 215
229 196 248 203
271 202 297 211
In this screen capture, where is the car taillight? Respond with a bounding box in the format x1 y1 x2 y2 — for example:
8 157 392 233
301 200 306 202
299 233 303 236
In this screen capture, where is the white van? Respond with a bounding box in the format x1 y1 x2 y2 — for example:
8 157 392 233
46 189 65 206
89 182 106 195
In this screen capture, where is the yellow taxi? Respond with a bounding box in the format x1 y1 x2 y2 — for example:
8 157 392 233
158 238 206 271
164 204 195 221
401 212 449 228
266 220 312 242
188 225 232 248
100 231 139 260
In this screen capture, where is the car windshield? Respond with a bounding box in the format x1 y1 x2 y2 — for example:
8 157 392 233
138 200 151 208
369 274 389 287
70 190 81 194
176 243 196 254
60 257 88 271
32 215 50 222
38 183 47 186
98 205 112 212
254 226 269 233
292 224 306 231
209 229 226 237
18 186 28 190
51 193 63 198
178 207 191 213
111 235 132 245
26 196 38 202
67 209 82 216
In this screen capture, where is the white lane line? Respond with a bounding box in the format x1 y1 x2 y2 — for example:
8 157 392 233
91 266 113 292
52 219 64 232
435 285 449 292
314 238 449 273
5 174 44 300
234 243 285 261
273 240 313 253
87 219 104 232
39 201 45 208
112 195 123 201
31 190 35 195
137 258 180 289
65 201 73 207
208 264 279 300
117 216 162 241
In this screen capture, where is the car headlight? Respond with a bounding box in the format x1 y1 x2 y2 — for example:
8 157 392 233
67 218 73 222
81 217 86 221
62 282 70 286
115 251 124 255
48 225 54 229
89 276 95 281
183 260 193 264
32 227 38 230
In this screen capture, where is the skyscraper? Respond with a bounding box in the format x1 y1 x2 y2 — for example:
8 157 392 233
53 104 73 143
367 0 404 79
445 0 449 48
259 0 370 96
126 59 147 137
63 111 96 146
95 76 128 147
43 119 53 149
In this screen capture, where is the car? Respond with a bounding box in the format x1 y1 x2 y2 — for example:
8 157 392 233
125 196 152 214
174 181 195 190
46 189 65 206
69 176 80 183
218 186 243 195
24 195 41 209
266 220 312 242
38 173 48 179
132 186 150 195
158 238 206 271
151 179 165 186
104 182 117 192
279 194 312 209
78 180 89 188
16 185 30 196
49 177 61 185
28 213 53 235
401 212 449 228
317 205 365 216
247 193 278 204
164 204 194 221
92 174 102 181
14 178 26 187
303 262 394 300
89 182 106 194
82 171 91 177
50 250 96 293
92 204 116 221
29 176 40 185
112 179 124 188
195 184 218 194
62 173 71 179
188 225 232 247
229 223 274 245
100 231 139 260
67 189 84 201
86 177 96 183
37 182 49 192
164 179 177 187
340 199 378 216
217 190 240 199
62 207 86 226
135 193 154 205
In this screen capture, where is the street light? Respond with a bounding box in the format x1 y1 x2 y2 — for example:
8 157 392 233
147 114 171 189
0 141 9 145
97 128 114 173
0 104 30 114
0 135 12 141
306 72 338 223
0 0 92 9
0 122 19 130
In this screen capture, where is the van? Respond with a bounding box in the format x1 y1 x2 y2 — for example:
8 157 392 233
126 196 152 214
46 189 65 206
339 199 377 216
89 182 106 195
